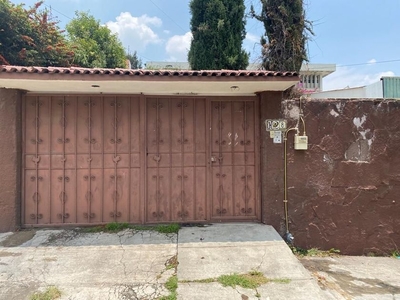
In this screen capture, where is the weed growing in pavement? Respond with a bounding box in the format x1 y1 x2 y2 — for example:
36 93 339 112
80 222 129 233
391 250 400 258
30 286 61 300
159 275 178 300
80 223 180 234
105 222 130 231
180 271 289 299
165 255 179 271
218 273 267 289
131 223 180 234
180 271 290 288
290 246 341 257
80 226 104 233
155 224 180 234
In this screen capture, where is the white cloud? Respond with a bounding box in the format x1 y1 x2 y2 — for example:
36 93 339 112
106 12 163 51
368 59 377 64
245 33 259 43
165 32 192 61
323 67 395 91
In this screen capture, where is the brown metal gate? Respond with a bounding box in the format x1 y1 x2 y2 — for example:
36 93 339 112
22 95 259 226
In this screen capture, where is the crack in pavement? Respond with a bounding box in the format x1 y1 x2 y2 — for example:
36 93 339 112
117 232 127 277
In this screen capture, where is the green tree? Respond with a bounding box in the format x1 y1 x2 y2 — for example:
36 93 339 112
251 0 313 72
0 0 73 66
126 51 142 69
188 0 249 70
66 12 126 68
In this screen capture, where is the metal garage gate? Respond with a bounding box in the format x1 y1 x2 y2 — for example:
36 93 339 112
22 95 260 226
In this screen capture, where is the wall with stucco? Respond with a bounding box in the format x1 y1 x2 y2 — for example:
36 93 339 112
261 95 400 255
0 89 22 232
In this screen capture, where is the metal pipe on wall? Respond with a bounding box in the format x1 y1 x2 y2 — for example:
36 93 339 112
283 96 307 244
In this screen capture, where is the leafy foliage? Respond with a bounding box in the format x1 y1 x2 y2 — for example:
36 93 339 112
66 12 126 68
188 0 249 70
251 0 313 72
0 0 73 66
126 51 142 69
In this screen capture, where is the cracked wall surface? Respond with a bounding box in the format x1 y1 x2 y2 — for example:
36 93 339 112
261 94 400 255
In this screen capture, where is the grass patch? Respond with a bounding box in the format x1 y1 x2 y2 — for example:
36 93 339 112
218 272 268 289
155 224 180 234
291 246 340 257
80 222 129 233
181 271 290 289
159 275 178 300
131 224 180 234
80 226 104 233
105 222 130 232
30 286 61 300
391 250 400 258
80 223 180 234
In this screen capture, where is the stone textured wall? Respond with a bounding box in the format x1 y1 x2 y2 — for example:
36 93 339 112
0 89 22 232
261 95 400 255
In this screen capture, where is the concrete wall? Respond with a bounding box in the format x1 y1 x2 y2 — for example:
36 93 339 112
310 86 367 99
0 89 22 232
261 94 400 255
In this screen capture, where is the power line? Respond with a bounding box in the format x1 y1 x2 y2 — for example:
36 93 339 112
300 59 400 71
338 59 400 68
42 4 73 21
148 0 187 33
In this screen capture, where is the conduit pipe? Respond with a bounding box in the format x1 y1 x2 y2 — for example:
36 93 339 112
283 127 297 244
283 96 307 244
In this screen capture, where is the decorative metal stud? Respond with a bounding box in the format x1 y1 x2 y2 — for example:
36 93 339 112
83 212 95 219
57 138 70 144
57 213 70 219
84 138 97 144
110 138 122 144
109 211 122 218
241 208 253 214
152 211 164 218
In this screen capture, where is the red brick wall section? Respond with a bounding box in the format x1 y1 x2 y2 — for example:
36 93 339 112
0 89 22 232
263 96 400 255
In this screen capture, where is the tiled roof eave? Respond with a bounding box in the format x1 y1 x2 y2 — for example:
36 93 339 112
0 65 299 79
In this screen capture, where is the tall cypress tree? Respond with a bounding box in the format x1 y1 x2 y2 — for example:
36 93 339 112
188 0 249 70
251 0 313 72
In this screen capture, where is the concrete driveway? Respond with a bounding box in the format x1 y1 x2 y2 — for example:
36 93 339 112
1 223 399 300
0 229 176 300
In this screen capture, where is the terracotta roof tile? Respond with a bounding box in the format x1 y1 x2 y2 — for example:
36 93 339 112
0 65 298 78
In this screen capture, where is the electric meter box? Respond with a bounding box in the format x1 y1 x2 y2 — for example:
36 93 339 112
294 134 308 150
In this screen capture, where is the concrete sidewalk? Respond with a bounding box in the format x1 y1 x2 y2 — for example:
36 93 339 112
0 229 177 300
1 224 399 299
177 224 335 300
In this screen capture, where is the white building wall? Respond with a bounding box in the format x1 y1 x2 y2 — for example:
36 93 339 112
310 87 366 99
365 81 383 98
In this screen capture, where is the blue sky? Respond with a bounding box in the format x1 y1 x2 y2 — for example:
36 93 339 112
10 0 400 90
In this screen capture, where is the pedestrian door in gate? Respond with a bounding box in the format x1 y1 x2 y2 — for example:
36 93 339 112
210 100 259 221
